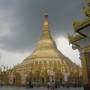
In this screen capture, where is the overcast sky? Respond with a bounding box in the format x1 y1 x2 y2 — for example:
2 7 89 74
0 0 86 68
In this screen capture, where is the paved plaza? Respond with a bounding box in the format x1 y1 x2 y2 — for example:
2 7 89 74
0 86 84 90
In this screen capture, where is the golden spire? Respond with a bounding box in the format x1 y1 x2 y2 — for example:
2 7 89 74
43 12 49 31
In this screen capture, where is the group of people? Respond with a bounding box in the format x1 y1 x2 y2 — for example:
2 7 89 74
47 79 83 90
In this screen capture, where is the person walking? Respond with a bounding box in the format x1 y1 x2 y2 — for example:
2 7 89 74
47 82 50 90
51 81 55 90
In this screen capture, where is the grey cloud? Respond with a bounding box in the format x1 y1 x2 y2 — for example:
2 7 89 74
0 0 85 52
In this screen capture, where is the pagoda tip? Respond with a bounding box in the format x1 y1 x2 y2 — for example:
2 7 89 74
43 11 48 18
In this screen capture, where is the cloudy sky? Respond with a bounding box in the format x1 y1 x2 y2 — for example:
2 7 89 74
0 0 86 68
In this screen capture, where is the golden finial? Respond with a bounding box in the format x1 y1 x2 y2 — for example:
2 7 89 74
42 10 49 31
43 10 48 24
43 10 48 19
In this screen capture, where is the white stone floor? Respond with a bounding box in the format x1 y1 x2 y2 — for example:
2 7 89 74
0 86 84 90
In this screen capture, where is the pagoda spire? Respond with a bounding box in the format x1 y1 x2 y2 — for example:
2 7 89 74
43 12 49 31
41 12 52 40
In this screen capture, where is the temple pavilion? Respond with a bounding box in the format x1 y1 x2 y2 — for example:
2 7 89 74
68 0 90 90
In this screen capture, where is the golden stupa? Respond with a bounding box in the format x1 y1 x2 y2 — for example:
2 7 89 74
10 13 81 85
